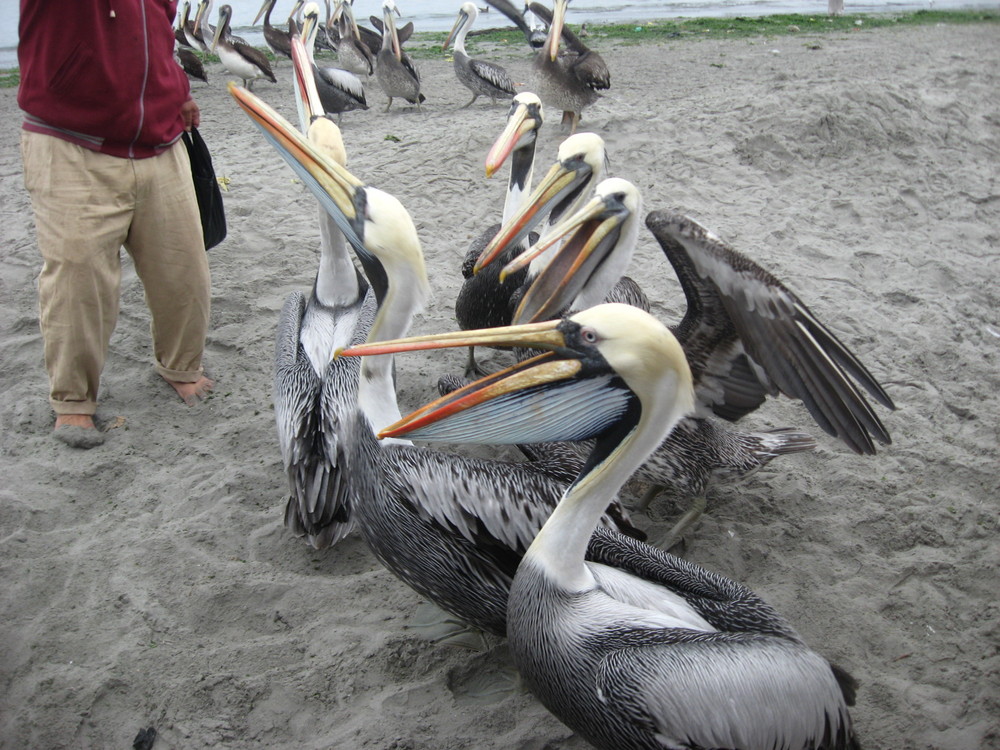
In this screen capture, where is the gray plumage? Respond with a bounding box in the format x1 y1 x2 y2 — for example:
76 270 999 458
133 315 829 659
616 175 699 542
375 2 424 110
275 274 376 549
529 1 610 131
509 533 859 750
445 4 516 108
341 409 645 636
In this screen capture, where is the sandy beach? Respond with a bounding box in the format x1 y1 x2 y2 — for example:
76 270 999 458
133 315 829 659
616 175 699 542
1 20 998 749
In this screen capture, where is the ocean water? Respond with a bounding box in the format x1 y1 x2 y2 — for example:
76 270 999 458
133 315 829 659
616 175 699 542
2 0 995 69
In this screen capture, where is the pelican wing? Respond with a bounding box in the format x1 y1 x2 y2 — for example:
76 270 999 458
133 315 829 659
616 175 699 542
317 65 367 103
234 39 277 81
470 58 516 94
645 210 894 454
596 634 857 750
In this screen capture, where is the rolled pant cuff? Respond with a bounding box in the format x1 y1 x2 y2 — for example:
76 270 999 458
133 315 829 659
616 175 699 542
50 399 97 416
155 364 204 383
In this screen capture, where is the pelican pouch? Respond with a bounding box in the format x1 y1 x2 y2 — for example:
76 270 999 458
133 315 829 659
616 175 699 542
182 126 227 250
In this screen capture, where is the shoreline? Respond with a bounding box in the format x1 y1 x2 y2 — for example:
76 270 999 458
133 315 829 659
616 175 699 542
1 9 998 76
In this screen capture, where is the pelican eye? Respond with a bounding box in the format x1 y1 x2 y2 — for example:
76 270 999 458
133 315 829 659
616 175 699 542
581 327 599 344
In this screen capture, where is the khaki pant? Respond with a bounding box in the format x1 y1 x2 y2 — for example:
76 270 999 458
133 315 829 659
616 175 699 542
21 131 211 415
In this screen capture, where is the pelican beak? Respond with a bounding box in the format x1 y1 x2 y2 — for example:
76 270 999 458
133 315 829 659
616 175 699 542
338 320 591 441
485 99 542 178
506 191 631 323
474 154 594 274
252 0 269 26
549 0 567 61
443 8 468 51
227 81 367 250
384 7 401 60
210 7 225 52
291 31 324 126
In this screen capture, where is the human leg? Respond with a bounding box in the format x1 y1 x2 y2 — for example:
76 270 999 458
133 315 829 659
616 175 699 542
125 140 213 404
20 131 134 423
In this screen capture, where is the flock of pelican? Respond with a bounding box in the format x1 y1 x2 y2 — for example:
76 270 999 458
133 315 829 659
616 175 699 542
217 3 896 748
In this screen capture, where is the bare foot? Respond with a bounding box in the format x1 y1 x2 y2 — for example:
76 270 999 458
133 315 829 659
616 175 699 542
165 375 215 405
54 414 106 449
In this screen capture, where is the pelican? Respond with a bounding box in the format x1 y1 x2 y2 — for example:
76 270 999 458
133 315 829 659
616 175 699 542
375 0 424 111
231 36 373 548
331 0 375 77
443 3 517 108
530 0 610 133
355 304 860 750
212 4 277 89
452 93 543 378
176 1 195 48
175 46 208 83
230 80 646 636
300 3 368 123
483 0 547 48
253 0 303 61
480 179 893 540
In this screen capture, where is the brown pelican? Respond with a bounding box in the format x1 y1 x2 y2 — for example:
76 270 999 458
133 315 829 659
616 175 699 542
375 0 424 111
175 46 209 83
231 81 646 634
452 93 543 378
213 4 277 89
530 0 610 133
253 0 304 61
300 3 368 123
176 2 196 48
356 304 860 750
443 3 516 108
331 0 376 77
480 179 893 541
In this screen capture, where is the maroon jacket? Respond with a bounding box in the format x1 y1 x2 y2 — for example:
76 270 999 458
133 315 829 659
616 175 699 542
18 0 192 158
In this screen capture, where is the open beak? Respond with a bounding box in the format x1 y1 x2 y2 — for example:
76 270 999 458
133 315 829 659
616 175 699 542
504 190 632 323
485 99 542 178
227 80 368 253
442 8 468 51
474 154 594 274
290 31 323 128
337 319 625 443
548 0 567 61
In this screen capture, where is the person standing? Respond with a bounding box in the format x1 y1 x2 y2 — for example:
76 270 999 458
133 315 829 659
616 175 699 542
18 0 214 448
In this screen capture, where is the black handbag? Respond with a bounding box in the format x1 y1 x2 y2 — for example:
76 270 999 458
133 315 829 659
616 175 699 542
182 126 227 250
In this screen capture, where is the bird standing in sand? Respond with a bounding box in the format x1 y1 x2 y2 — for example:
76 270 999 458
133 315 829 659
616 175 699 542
375 0 424 111
212 4 277 89
443 3 517 108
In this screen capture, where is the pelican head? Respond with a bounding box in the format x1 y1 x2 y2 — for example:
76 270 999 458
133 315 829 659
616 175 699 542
443 3 477 51
504 178 642 323
338 303 694 446
210 3 233 52
485 92 544 178
475 131 607 274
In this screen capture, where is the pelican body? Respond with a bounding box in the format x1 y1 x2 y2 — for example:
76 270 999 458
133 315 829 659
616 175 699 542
444 3 516 108
375 0 424 110
212 4 277 89
301 3 368 123
347 305 860 750
332 0 376 77
530 0 610 132
254 0 303 61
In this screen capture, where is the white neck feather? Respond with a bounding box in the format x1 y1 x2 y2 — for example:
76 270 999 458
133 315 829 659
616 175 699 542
527 371 690 592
